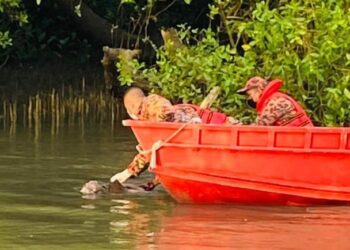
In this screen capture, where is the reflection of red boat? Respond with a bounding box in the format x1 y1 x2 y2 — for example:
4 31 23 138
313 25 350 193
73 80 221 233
147 205 350 249
123 120 350 205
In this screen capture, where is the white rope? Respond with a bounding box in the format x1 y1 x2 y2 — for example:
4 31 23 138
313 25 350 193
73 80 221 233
136 123 188 169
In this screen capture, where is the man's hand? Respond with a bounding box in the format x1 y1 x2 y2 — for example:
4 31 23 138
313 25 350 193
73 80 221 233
191 117 202 124
110 169 133 183
227 116 242 125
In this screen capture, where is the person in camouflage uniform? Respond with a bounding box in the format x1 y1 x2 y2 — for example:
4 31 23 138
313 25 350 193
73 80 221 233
123 87 201 123
111 87 243 191
110 87 202 191
237 77 313 127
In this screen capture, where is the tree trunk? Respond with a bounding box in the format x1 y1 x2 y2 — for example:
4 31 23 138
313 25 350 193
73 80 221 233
56 0 162 62
101 28 187 97
56 0 138 47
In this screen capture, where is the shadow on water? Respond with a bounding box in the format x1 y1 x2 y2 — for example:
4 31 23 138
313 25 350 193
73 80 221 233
1 123 350 250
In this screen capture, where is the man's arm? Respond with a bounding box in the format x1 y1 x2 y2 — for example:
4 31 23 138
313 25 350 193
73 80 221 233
255 97 294 126
111 95 201 185
110 152 150 183
110 95 172 184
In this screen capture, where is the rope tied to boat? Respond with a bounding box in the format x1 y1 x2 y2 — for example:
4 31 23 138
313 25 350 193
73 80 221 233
136 123 188 170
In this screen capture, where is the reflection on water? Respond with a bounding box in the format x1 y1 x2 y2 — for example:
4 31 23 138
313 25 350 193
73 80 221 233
0 124 173 250
151 205 350 250
1 124 350 250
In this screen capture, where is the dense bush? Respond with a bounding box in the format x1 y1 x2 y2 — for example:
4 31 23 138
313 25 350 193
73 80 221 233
143 28 255 122
118 0 350 126
232 0 350 126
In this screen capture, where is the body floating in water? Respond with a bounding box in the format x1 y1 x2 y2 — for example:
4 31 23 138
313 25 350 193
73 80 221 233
80 180 146 197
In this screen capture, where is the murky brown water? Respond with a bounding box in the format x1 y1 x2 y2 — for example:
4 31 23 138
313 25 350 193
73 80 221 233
1 123 350 250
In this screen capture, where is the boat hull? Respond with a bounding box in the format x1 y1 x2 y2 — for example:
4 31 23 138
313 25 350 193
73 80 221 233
123 120 350 205
158 173 346 206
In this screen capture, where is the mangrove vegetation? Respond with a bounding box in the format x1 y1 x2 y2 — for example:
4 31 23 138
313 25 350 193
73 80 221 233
1 0 350 127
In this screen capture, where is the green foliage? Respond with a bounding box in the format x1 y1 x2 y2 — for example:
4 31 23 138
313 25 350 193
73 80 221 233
116 27 255 122
145 28 254 120
117 58 144 85
0 31 12 48
226 0 350 126
0 0 27 48
117 0 350 126
1 2 95 62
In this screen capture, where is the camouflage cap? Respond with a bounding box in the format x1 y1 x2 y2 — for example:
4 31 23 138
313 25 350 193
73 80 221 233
237 76 268 94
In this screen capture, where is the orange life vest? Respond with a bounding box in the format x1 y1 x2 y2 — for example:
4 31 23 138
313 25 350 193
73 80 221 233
256 79 313 127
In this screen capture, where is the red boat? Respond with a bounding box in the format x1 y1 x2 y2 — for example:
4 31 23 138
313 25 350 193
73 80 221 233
123 120 350 205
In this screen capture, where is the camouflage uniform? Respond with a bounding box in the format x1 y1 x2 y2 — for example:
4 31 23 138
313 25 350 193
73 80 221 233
255 97 297 126
238 76 313 127
138 94 200 123
128 94 201 190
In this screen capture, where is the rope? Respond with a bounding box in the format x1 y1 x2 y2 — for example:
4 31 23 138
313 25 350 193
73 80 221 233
136 123 188 169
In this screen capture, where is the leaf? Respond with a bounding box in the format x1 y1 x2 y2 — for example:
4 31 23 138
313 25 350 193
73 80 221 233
346 54 350 65
242 44 251 51
59 37 70 45
209 5 219 19
74 4 81 18
121 0 136 4
184 0 192 4
344 88 350 100
36 0 41 5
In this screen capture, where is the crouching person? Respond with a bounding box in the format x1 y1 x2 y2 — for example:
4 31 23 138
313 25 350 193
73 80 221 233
111 87 235 190
238 77 313 127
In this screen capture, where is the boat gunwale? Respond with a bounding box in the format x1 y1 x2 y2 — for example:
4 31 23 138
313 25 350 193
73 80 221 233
122 119 350 133
123 120 350 153
161 142 350 154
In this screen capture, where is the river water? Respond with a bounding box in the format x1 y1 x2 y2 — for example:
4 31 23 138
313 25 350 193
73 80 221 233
1 123 350 250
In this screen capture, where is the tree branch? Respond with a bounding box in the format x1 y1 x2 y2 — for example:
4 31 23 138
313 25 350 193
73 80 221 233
56 0 138 47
